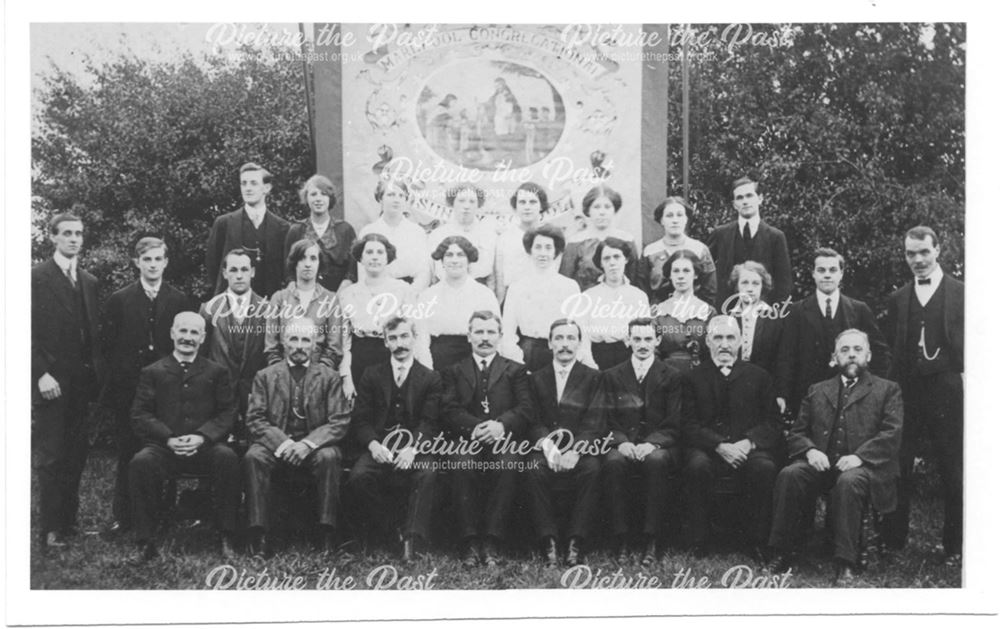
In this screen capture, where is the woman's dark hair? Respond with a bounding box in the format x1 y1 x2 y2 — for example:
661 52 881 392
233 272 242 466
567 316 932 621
509 182 549 212
445 184 485 208
350 232 398 264
662 249 706 294
522 223 566 256
581 184 623 216
431 235 479 263
592 236 636 273
653 196 693 224
286 239 321 280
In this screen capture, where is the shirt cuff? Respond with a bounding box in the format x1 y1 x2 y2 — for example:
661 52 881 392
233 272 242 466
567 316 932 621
275 439 295 457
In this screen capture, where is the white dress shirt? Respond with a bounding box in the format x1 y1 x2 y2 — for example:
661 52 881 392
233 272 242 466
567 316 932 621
495 223 536 289
631 354 654 382
738 215 761 239
914 265 944 306
816 289 841 318
359 217 430 285
500 269 580 362
553 360 576 402
391 356 414 386
414 277 501 369
140 277 163 299
244 204 266 229
428 220 498 281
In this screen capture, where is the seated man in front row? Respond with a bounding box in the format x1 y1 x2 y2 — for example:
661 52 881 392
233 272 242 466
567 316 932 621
524 318 605 568
347 316 442 562
681 315 781 559
602 317 682 566
767 329 903 586
243 317 351 556
129 312 240 562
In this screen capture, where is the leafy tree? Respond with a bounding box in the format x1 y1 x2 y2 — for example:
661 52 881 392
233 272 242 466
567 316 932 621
32 42 315 301
664 23 964 317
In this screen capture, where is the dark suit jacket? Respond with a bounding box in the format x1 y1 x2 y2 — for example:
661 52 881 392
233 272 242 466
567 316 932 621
708 219 792 308
602 359 682 448
245 360 351 453
885 273 964 379
528 362 605 445
681 360 782 453
441 354 533 439
206 208 290 297
777 294 891 409
745 313 786 380
352 360 443 447
199 291 268 412
787 372 903 513
101 281 191 400
31 258 104 394
131 355 235 446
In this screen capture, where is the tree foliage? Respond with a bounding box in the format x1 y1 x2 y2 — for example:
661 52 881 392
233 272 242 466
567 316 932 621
32 42 314 301
666 23 965 317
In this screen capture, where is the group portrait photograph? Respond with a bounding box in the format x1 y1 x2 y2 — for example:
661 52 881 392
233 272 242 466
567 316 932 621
6 1 996 625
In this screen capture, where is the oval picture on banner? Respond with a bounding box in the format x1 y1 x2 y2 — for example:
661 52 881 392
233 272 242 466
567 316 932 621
416 60 566 171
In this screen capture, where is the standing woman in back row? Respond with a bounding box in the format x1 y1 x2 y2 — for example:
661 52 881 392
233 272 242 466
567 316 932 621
559 184 639 291
638 196 717 305
358 177 431 291
283 174 357 292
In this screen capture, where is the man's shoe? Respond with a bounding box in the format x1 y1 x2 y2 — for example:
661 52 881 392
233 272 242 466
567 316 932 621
42 531 68 551
765 552 796 574
402 537 417 563
461 539 480 568
641 538 658 567
542 537 559 568
832 561 858 587
613 537 629 563
220 533 237 560
566 537 583 567
482 537 501 567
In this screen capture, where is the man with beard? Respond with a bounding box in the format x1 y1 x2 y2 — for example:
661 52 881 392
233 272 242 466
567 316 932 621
129 312 240 561
101 237 191 537
680 315 781 559
442 310 532 567
199 248 268 448
602 317 682 566
524 319 605 567
347 316 442 561
767 329 903 586
206 162 291 297
243 317 351 556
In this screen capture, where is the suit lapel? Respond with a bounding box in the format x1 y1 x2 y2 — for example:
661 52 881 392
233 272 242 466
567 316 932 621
644 360 665 406
563 362 586 405
45 260 77 315
895 282 913 345
486 355 506 393
541 366 559 406
840 295 858 327
803 296 822 333
458 356 478 391
842 373 873 411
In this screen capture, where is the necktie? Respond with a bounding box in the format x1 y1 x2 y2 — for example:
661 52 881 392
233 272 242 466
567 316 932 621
64 266 77 288
146 288 158 301
720 364 732 377
825 297 833 319
636 367 646 384
845 376 857 388
742 222 752 242
917 278 932 285
395 364 406 386
234 297 245 323
557 368 568 401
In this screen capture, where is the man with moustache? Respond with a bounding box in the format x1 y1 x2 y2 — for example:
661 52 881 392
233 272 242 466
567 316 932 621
680 315 781 559
602 317 682 566
523 319 605 567
882 226 964 564
347 317 442 562
206 162 291 297
199 248 268 448
495 182 546 304
768 329 903 586
243 317 351 556
707 176 792 310
32 213 104 550
100 237 191 537
129 312 240 561
442 310 533 567
777 248 890 417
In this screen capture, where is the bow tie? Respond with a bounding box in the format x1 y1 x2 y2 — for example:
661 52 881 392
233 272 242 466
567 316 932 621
179 361 192 369
917 278 932 285
844 376 857 388
719 364 733 376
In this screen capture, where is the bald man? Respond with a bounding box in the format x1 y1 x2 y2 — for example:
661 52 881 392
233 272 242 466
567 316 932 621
129 312 239 561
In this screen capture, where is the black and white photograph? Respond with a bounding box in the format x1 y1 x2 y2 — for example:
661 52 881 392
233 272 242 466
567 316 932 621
6 0 997 625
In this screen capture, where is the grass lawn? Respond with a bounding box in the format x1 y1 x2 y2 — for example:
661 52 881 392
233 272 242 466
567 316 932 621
29 451 961 590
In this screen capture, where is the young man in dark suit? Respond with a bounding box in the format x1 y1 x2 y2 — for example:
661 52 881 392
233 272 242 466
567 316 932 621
347 316 442 561
602 317 682 566
680 315 781 559
243 317 351 556
205 162 290 297
32 213 104 550
882 226 964 564
128 312 240 561
776 248 891 418
101 237 191 537
442 310 533 567
708 176 793 310
199 248 268 449
768 329 903 586
524 319 605 567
